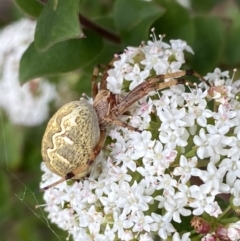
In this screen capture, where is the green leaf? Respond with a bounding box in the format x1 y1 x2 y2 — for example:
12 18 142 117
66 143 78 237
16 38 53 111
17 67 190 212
223 13 240 65
85 40 121 70
35 0 82 52
190 16 224 73
191 0 225 13
15 219 42 241
13 0 43 18
152 0 194 44
0 169 11 215
0 120 24 169
113 0 164 46
19 30 103 84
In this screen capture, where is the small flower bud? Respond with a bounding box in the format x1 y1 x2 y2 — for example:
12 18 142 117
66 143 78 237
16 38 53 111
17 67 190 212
191 216 211 234
215 225 231 241
201 233 217 241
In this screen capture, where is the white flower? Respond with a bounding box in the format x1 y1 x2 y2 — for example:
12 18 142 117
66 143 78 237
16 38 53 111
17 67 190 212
129 131 155 160
0 18 58 126
96 225 115 241
199 162 229 195
173 156 202 183
205 68 229 85
193 128 215 160
170 39 194 54
100 189 119 214
227 221 240 241
231 179 240 206
159 127 189 149
156 174 177 196
79 205 103 231
117 181 153 215
219 157 240 186
204 201 222 218
125 64 150 90
213 104 236 129
182 87 208 107
141 50 169 75
172 232 191 241
158 106 193 131
137 164 158 188
150 213 176 240
139 233 153 241
161 84 186 108
164 193 191 223
108 163 132 184
207 124 233 146
183 88 212 127
106 71 123 94
112 211 133 238
189 185 216 216
131 211 153 233
227 127 240 161
120 230 133 241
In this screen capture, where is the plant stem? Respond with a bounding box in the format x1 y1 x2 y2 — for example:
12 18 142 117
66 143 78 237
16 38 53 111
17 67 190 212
217 205 232 220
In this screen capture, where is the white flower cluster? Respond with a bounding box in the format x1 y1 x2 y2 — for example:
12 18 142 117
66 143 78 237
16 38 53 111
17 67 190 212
0 19 58 126
40 33 240 241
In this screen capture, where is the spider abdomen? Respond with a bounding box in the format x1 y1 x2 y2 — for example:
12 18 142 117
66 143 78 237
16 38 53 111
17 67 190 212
41 100 100 179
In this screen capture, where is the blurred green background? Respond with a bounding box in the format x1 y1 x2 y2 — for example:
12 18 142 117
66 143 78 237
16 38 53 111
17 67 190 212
1 0 240 240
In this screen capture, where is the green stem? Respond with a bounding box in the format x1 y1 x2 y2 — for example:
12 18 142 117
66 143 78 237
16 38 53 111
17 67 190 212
217 205 232 220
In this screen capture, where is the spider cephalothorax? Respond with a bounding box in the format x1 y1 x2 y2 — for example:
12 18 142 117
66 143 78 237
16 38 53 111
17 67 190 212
41 59 208 191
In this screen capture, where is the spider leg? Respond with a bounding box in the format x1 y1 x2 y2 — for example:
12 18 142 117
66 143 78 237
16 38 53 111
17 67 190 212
40 128 107 191
92 55 120 97
113 70 208 115
87 127 107 164
103 117 141 132
114 78 183 115
91 65 100 99
100 56 119 90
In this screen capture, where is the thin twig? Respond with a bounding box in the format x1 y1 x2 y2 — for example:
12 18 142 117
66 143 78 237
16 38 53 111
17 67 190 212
79 14 121 44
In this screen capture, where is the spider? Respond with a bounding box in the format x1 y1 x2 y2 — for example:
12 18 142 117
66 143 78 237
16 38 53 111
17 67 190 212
41 57 208 191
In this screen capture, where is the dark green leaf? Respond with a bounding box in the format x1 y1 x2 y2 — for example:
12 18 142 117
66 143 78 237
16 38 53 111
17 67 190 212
93 16 116 33
85 40 121 70
153 0 194 44
114 0 164 46
35 0 82 52
236 0 240 8
13 0 43 18
19 30 103 83
79 0 115 17
190 16 224 73
191 0 225 13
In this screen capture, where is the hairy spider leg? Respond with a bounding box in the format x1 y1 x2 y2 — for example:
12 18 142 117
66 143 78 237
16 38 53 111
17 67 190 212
92 56 120 98
113 70 209 115
103 116 141 132
91 65 100 99
99 56 120 90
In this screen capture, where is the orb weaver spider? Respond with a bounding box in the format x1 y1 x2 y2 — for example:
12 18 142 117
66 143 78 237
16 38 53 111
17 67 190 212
41 57 208 191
